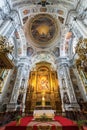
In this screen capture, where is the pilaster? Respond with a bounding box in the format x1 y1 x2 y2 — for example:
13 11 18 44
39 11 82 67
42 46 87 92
7 58 30 111
57 58 80 111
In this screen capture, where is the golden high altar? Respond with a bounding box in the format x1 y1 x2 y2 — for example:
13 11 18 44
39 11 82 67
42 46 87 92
25 62 62 113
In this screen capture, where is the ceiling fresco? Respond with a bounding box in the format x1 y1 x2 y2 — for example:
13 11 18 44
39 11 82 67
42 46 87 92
24 14 60 48
27 47 34 56
30 14 56 43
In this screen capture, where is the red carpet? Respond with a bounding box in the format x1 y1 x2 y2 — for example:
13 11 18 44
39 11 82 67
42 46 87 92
4 116 33 130
83 126 87 130
54 116 79 130
1 116 79 130
0 126 5 130
20 116 33 126
54 116 76 126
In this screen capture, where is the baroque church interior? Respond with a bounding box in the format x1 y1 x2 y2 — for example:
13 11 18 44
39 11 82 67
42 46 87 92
0 0 87 129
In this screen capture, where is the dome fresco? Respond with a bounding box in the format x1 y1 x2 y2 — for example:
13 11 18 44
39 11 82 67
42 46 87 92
24 14 60 48
31 14 56 43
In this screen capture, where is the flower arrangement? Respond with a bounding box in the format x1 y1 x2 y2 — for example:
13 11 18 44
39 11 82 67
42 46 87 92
35 113 52 122
40 113 48 121
16 115 21 126
77 120 87 129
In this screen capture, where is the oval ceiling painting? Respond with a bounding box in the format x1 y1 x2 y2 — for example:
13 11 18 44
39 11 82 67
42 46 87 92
24 14 60 48
31 14 55 43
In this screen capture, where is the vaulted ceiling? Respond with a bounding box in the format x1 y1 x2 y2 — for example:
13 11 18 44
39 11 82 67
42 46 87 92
1 0 86 68
8 0 79 66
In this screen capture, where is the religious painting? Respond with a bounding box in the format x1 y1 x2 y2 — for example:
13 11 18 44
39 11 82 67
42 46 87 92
31 14 56 43
27 47 34 56
23 9 29 15
23 16 28 24
40 7 47 12
37 75 50 92
58 16 64 24
53 47 60 57
65 32 72 54
65 32 72 39
57 10 64 15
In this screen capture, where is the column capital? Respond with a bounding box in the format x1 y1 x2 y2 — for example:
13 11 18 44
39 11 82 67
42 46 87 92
56 57 69 68
17 57 31 68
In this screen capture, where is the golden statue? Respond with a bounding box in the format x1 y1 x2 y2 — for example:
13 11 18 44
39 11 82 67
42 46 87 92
75 38 87 92
0 35 14 54
75 38 87 70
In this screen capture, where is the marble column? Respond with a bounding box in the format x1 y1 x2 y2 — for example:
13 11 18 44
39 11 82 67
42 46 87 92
64 64 80 110
7 64 24 111
57 58 80 111
57 66 65 112
20 65 30 112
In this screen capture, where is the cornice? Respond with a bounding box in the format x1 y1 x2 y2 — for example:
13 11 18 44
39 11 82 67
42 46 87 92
56 56 74 67
9 0 78 8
